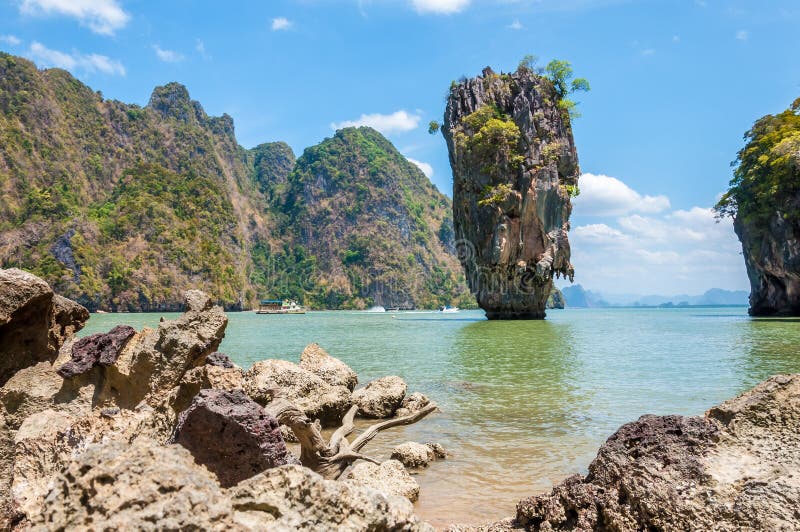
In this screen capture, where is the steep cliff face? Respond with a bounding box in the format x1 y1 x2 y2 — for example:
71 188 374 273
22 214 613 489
249 141 296 201
717 98 800 316
280 127 469 309
443 66 577 319
734 197 800 315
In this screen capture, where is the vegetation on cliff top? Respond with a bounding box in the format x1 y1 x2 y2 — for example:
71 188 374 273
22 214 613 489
715 98 800 227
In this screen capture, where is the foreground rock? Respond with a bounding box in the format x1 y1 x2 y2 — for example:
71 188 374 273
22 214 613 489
171 389 296 487
352 376 407 418
230 464 430 531
35 439 430 531
299 343 358 391
489 374 800 531
391 441 447 469
345 459 420 502
243 359 352 426
443 66 577 319
57 324 135 377
0 268 88 386
395 391 431 417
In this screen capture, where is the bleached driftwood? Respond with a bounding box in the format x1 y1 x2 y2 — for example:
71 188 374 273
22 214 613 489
265 397 437 479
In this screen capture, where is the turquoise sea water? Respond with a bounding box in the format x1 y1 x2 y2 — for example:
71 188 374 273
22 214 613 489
80 307 800 526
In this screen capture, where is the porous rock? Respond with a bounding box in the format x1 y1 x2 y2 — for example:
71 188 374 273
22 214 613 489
32 439 432 531
0 269 88 386
425 442 448 459
229 464 431 531
299 342 358 391
33 439 233 531
243 359 352 426
56 324 135 378
171 388 296 487
391 441 436 468
352 376 407 418
206 351 236 369
345 460 420 502
395 391 430 417
510 374 800 531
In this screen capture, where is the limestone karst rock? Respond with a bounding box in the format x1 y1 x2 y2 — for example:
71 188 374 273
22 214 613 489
443 66 578 319
0 268 89 386
717 99 800 316
352 376 407 418
734 196 800 316
470 374 800 531
299 343 358 391
243 359 353 426
345 460 421 502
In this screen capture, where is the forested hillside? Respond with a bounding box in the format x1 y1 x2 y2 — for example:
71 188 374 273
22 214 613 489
0 52 470 311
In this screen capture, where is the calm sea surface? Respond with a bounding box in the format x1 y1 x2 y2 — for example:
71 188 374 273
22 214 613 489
80 307 800 527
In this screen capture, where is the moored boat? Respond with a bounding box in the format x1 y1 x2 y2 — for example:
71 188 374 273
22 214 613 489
256 299 306 314
439 305 459 313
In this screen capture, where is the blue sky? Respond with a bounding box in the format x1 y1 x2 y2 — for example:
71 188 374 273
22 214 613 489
1 0 799 295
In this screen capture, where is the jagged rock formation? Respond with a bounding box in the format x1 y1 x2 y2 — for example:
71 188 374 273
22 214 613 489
717 99 800 316
0 52 470 311
0 268 88 386
444 66 578 319
0 270 440 529
734 210 800 316
460 374 800 531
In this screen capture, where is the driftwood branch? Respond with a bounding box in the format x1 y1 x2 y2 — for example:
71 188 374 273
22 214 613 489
265 396 437 480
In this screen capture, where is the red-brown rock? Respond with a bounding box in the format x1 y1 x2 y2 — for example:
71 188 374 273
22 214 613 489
171 389 297 487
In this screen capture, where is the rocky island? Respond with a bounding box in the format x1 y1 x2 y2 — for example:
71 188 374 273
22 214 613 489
442 63 579 319
717 98 800 316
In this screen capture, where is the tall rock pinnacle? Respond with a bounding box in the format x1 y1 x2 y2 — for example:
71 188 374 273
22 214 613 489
443 66 578 319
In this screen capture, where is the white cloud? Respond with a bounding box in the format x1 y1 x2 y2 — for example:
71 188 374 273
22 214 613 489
567 175 745 294
640 48 656 56
0 35 22 46
27 41 125 75
407 158 434 178
573 173 670 216
508 19 523 30
672 35 680 43
153 45 184 63
411 0 470 14
20 0 129 36
195 39 210 60
736 29 749 41
331 110 421 134
271 17 292 30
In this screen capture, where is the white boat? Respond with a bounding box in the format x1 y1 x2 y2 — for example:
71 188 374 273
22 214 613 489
256 299 307 314
439 305 459 313
366 306 386 313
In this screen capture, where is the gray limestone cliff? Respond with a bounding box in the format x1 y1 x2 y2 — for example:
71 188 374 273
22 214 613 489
734 200 800 316
443 67 577 319
716 98 800 316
